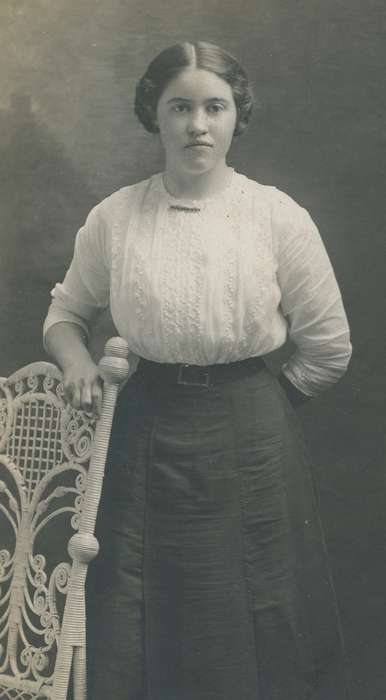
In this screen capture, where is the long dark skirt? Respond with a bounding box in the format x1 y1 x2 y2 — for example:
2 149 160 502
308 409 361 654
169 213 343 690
86 362 351 700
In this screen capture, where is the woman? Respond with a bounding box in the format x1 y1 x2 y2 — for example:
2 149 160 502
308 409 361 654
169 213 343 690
43 41 352 700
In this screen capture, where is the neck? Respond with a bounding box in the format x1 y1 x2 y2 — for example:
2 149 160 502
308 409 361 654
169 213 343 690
163 162 232 200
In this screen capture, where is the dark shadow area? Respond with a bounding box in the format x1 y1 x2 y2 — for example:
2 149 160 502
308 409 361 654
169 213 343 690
0 94 99 374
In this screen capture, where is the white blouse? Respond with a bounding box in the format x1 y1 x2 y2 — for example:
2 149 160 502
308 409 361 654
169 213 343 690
43 170 352 396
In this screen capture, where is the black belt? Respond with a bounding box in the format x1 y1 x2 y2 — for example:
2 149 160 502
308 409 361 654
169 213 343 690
138 356 266 387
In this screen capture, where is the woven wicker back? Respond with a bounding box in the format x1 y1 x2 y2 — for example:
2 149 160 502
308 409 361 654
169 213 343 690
0 340 129 700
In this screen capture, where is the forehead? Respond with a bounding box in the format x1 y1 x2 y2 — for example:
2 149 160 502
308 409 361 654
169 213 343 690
160 69 234 102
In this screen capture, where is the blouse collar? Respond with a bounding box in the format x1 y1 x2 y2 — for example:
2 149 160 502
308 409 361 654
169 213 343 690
150 169 237 210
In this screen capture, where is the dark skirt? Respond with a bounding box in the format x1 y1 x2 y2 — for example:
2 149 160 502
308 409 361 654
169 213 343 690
86 362 352 700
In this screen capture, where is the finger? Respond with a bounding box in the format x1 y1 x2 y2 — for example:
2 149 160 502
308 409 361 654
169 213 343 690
71 384 81 410
63 381 75 406
81 383 93 413
91 382 103 418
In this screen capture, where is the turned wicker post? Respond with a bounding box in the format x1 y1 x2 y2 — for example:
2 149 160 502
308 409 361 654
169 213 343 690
51 337 129 700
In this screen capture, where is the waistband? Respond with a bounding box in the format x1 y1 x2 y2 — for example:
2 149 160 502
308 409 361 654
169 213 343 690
138 356 266 387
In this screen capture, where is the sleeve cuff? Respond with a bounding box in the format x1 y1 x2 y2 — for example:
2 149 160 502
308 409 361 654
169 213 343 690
278 372 312 407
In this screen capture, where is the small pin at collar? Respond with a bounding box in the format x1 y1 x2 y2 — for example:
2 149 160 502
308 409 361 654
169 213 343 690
169 204 201 213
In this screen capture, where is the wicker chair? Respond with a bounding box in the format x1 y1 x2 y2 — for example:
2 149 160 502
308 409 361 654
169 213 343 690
0 337 129 700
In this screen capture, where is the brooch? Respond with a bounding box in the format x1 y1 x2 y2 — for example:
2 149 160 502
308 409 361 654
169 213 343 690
169 204 201 213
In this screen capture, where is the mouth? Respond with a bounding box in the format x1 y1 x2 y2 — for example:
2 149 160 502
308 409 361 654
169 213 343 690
185 142 213 148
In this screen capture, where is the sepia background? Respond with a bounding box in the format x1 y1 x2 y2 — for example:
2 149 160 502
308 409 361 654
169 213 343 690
1 1 385 698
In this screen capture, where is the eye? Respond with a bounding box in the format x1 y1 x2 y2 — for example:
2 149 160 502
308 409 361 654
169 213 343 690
172 103 189 113
207 103 225 113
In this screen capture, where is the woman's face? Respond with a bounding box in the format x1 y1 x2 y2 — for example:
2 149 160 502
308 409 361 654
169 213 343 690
156 68 237 177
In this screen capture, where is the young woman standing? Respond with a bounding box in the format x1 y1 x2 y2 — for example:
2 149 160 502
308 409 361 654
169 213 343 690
44 41 352 700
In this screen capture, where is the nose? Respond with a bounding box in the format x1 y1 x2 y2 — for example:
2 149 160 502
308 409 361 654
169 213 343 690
187 108 208 136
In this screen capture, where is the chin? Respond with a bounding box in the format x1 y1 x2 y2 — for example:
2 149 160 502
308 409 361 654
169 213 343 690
182 160 217 176
186 165 212 176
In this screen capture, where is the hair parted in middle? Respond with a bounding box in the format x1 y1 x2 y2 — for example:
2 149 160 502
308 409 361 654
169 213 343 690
135 41 254 137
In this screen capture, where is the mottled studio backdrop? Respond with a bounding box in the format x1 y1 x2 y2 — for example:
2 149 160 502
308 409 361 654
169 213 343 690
1 1 385 698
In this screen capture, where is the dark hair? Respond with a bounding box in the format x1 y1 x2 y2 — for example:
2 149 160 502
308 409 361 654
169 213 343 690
135 41 253 137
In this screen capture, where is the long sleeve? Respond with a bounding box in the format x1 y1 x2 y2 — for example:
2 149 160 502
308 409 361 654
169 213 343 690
272 191 352 396
43 203 111 346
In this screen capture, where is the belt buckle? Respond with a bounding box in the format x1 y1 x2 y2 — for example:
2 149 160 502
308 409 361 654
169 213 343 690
177 363 210 387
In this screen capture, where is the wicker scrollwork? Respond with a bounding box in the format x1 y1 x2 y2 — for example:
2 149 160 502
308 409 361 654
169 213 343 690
0 384 13 450
26 375 39 393
42 376 55 393
14 380 24 396
62 408 96 465
55 382 65 403
0 399 8 440
0 363 94 694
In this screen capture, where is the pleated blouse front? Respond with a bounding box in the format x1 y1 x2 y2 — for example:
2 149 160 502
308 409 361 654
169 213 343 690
43 170 352 396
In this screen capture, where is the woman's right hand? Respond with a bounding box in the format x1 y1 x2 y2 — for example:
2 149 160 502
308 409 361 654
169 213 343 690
62 358 103 417
44 322 104 417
